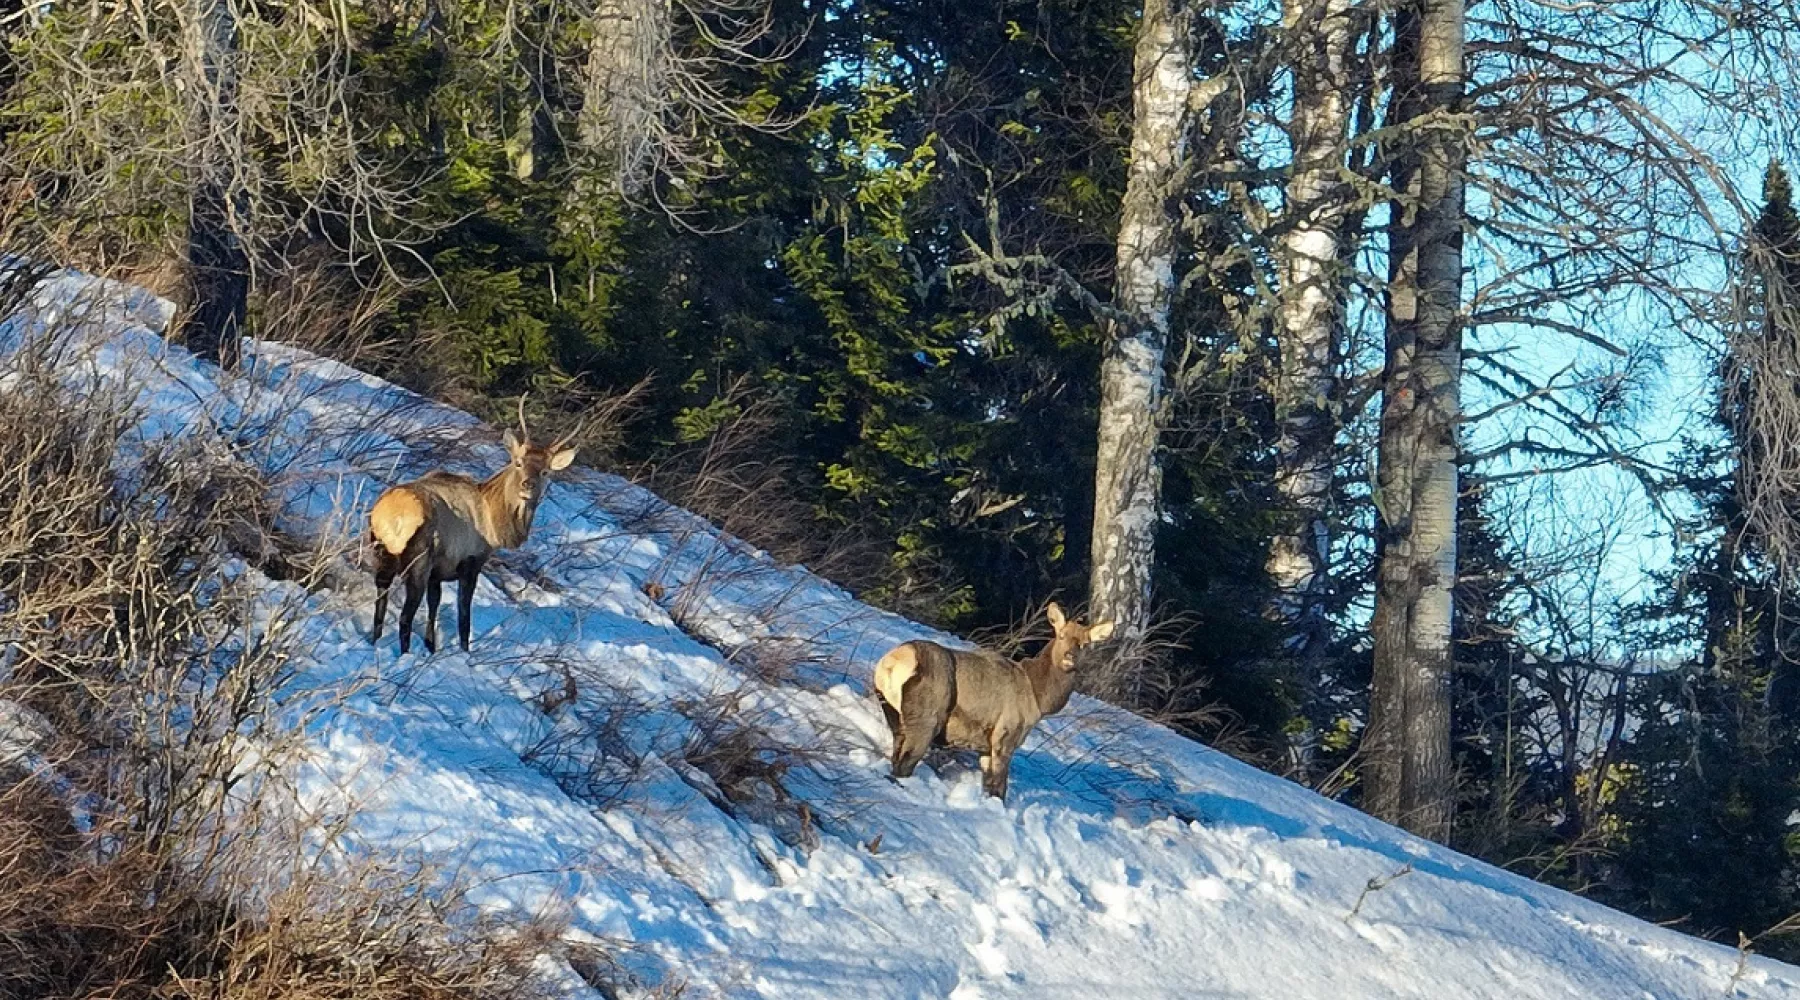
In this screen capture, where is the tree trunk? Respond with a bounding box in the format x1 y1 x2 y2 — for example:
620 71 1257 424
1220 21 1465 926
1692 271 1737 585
182 0 246 371
1090 0 1194 642
582 0 671 197
1365 0 1465 840
514 2 561 182
1268 0 1354 661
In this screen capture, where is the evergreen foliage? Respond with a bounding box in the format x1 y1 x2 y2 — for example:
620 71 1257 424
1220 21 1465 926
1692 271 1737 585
2 0 1798 954
1605 163 1800 955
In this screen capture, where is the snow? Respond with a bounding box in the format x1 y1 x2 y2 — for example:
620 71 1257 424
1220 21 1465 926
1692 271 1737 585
8 266 1799 999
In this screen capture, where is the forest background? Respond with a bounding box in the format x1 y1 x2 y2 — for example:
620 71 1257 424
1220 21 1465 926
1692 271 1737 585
5 0 1800 959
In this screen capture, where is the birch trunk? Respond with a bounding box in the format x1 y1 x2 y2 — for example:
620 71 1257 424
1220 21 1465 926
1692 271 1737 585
1365 0 1464 840
1268 0 1354 659
582 0 671 197
181 0 246 371
1090 0 1194 641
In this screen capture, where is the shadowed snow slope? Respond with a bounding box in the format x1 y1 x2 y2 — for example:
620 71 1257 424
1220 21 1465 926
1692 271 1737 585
9 268 1796 999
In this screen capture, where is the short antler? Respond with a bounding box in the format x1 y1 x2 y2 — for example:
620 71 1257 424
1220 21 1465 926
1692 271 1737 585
550 417 583 453
548 401 590 454
371 387 577 657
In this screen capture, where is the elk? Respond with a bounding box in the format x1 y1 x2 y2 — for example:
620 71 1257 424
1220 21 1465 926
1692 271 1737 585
872 603 1115 800
368 400 576 654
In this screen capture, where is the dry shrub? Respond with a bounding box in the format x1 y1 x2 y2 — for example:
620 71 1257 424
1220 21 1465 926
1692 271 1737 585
252 260 407 380
679 687 825 853
0 785 210 1000
0 299 543 999
511 645 830 856
0 337 301 853
0 781 548 1000
518 659 658 810
566 944 693 1000
625 379 945 617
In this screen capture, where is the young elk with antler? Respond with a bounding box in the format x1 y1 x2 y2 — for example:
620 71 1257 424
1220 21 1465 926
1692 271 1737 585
368 399 576 654
872 603 1114 800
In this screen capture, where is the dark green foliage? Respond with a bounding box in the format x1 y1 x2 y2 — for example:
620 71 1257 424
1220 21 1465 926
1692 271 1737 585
1606 662 1800 952
342 0 1287 741
0 0 1292 746
1603 163 1800 956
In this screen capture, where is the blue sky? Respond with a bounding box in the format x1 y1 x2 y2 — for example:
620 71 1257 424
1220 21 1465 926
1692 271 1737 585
1325 14 1797 656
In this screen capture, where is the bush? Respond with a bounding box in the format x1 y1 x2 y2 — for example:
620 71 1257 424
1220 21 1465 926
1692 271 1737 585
0 301 542 1000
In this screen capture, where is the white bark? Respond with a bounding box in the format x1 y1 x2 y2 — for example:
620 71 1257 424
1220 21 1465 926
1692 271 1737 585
1091 0 1194 640
1268 0 1355 659
1366 0 1464 840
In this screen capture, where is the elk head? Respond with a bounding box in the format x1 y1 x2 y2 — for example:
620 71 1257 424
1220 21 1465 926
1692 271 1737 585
1043 602 1116 671
501 394 577 512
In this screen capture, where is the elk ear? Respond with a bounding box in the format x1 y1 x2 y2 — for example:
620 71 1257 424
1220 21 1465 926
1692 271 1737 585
1045 602 1067 630
503 430 526 460
548 446 576 471
1087 621 1116 644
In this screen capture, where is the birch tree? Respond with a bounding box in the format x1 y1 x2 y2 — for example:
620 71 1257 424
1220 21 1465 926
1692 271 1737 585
1267 0 1357 660
1090 0 1195 639
1364 0 1465 839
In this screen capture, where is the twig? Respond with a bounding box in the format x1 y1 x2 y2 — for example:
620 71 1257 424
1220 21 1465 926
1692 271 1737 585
1725 912 1800 996
1344 862 1414 921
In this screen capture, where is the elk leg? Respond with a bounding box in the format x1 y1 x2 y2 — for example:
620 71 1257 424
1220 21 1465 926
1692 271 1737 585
892 688 940 781
456 558 481 652
397 576 424 655
371 550 395 645
425 574 443 653
892 735 931 779
982 727 1024 801
880 698 906 775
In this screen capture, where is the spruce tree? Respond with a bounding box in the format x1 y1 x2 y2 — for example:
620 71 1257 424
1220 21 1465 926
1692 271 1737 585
1607 162 1800 954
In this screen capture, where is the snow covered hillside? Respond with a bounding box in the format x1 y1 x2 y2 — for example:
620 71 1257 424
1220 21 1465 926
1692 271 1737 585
11 268 1798 1000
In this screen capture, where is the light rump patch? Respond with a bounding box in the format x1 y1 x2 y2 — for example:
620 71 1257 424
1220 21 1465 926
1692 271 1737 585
368 489 426 556
874 642 918 711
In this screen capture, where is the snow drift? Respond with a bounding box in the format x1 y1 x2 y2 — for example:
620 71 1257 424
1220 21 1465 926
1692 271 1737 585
7 267 1796 1000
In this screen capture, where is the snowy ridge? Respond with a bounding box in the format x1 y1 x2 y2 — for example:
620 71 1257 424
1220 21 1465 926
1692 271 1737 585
9 268 1798 999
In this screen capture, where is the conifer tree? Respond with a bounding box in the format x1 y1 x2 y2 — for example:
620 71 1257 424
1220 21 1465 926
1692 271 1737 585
1607 163 1800 954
